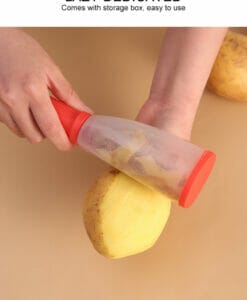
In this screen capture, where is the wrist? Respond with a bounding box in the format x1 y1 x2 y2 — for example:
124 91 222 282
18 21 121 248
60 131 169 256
148 81 204 139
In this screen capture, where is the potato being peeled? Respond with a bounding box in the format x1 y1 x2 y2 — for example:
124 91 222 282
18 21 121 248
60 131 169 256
83 169 171 259
208 30 247 101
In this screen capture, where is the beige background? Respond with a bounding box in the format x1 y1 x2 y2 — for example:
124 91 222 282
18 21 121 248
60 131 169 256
1 28 247 300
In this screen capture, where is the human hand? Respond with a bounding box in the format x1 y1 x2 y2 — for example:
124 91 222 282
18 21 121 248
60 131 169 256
0 28 92 151
136 95 194 141
136 27 227 140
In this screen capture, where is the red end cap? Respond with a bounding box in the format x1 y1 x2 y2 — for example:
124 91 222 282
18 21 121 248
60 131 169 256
179 150 216 208
51 97 92 144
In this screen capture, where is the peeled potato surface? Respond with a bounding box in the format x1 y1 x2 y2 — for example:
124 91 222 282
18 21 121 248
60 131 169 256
83 169 171 259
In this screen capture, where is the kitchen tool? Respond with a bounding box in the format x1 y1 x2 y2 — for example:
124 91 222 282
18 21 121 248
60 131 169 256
51 97 216 208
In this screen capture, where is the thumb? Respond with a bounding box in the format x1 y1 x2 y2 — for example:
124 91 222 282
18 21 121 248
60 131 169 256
47 68 93 113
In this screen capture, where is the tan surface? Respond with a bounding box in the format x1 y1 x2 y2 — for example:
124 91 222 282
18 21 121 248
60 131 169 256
1 28 247 300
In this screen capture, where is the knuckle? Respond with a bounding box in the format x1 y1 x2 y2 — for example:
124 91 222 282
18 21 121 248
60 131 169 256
43 121 60 137
0 88 17 109
22 76 40 97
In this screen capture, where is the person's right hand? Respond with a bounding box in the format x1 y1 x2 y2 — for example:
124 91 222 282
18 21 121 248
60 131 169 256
0 28 92 151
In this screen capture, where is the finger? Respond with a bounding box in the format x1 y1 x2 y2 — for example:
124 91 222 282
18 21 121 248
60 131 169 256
10 102 44 143
30 90 72 151
0 102 24 137
46 67 93 113
7 116 24 138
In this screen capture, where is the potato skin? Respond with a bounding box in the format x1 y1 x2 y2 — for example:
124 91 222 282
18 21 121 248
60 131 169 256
83 169 171 259
83 169 117 256
207 31 247 101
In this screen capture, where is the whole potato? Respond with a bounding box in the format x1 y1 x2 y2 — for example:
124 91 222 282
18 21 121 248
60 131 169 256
208 31 247 101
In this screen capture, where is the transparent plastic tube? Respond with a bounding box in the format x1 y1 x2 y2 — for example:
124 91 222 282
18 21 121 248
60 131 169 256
77 115 215 206
51 98 216 208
